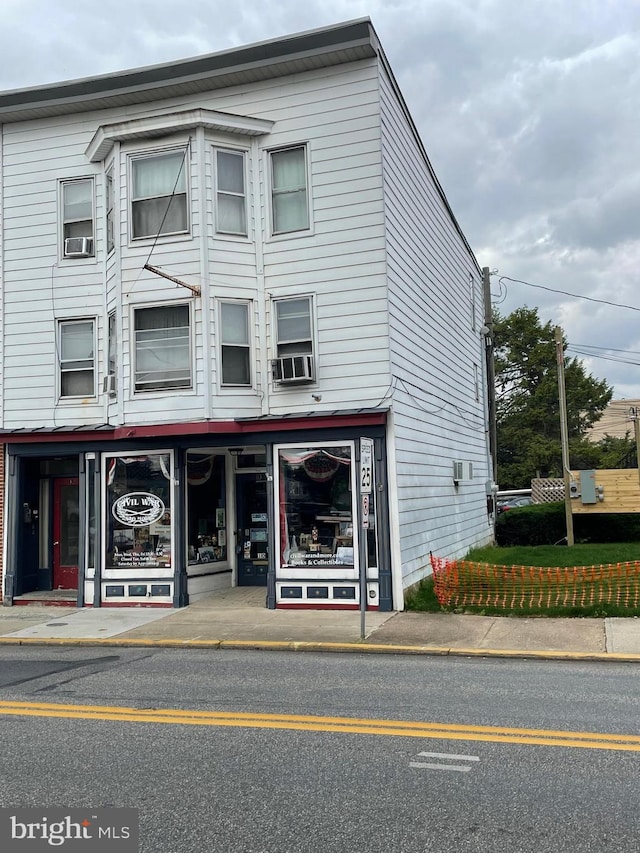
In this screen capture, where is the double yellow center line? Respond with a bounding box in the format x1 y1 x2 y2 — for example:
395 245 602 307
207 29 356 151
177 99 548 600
0 700 639 752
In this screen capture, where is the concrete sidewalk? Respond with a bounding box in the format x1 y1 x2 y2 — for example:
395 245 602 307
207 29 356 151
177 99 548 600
1 587 640 660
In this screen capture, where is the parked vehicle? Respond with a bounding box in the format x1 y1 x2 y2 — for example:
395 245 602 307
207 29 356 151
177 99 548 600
498 496 533 513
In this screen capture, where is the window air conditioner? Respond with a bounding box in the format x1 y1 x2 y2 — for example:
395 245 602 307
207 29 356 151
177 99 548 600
271 354 315 384
103 374 116 396
64 236 94 258
453 460 473 483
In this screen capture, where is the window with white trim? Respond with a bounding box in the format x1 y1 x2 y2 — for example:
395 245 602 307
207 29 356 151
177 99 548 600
107 311 117 377
106 167 115 253
220 301 251 386
59 319 95 398
214 149 247 235
270 145 309 234
61 179 94 258
134 304 191 392
274 297 313 356
130 150 188 239
470 273 476 331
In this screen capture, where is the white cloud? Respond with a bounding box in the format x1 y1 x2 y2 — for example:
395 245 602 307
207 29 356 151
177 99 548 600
2 0 640 396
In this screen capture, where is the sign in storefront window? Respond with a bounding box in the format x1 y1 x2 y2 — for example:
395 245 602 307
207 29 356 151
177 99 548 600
106 453 172 569
278 445 353 568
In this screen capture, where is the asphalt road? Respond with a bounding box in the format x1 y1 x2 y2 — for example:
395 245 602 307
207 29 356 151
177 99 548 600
0 648 639 852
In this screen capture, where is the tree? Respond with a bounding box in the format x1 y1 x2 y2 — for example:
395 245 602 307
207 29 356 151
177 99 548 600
493 307 613 489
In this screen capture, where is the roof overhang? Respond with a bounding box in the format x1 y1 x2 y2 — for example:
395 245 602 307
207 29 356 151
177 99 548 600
86 108 275 162
0 410 388 444
0 19 378 124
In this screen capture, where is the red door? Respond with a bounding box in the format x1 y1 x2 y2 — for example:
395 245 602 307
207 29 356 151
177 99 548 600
53 477 79 590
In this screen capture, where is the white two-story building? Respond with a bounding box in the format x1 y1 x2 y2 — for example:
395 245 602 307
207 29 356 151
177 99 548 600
0 18 494 611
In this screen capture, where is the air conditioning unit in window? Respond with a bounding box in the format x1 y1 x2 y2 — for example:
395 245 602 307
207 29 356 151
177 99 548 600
64 237 93 258
271 355 315 384
453 460 473 483
103 374 116 396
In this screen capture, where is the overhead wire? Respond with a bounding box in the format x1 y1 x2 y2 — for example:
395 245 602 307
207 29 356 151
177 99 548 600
494 273 640 313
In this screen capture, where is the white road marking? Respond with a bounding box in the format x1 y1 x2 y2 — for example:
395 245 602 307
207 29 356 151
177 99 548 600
410 750 480 772
417 751 480 762
410 761 472 772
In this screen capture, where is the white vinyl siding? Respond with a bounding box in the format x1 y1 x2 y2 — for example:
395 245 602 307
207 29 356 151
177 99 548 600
0 59 391 426
59 319 95 398
214 149 247 236
270 146 309 234
130 150 188 239
220 301 251 386
379 62 492 584
134 304 191 392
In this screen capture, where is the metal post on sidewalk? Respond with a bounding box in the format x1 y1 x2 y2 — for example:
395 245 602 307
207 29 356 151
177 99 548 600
359 438 373 640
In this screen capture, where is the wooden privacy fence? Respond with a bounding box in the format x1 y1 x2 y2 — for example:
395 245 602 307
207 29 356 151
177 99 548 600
430 554 640 611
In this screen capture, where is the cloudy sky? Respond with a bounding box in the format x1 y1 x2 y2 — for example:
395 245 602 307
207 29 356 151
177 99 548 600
2 0 639 404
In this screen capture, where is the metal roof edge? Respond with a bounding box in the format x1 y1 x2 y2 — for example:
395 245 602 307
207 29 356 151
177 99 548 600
0 19 375 122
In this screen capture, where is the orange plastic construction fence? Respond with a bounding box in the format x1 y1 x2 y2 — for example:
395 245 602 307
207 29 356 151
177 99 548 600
430 554 640 611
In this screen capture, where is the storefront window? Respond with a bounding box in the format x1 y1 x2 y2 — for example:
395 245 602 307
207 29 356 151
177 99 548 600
186 453 226 564
106 453 172 570
278 445 353 568
86 455 96 570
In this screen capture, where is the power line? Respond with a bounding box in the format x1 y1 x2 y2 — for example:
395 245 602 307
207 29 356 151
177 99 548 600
495 274 640 313
570 343 640 356
567 346 640 368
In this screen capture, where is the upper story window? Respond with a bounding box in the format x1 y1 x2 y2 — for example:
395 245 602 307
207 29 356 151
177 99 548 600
270 145 309 235
275 297 313 356
59 319 95 398
215 149 247 236
131 150 188 240
106 167 115 253
470 273 476 331
134 304 191 392
61 179 94 258
220 301 251 386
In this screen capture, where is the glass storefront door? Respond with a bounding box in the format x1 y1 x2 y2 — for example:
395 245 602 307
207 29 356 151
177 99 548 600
235 472 269 586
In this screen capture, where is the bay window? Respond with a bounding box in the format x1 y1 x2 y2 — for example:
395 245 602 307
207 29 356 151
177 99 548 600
215 149 247 235
131 150 188 239
106 167 114 253
134 304 191 392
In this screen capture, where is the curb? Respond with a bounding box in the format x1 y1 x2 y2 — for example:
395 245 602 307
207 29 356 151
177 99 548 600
1 635 640 662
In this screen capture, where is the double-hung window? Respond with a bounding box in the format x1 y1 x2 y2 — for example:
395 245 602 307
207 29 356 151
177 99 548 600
134 305 191 392
220 301 251 386
131 150 188 239
106 167 115 253
61 179 94 258
59 320 95 398
274 297 313 356
215 149 247 236
270 145 309 234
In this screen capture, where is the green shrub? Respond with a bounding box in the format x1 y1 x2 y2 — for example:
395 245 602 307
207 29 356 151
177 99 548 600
496 502 565 546
496 501 640 546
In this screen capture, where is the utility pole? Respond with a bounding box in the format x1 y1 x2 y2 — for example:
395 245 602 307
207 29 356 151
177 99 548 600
482 267 498 486
555 325 574 546
629 406 640 486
